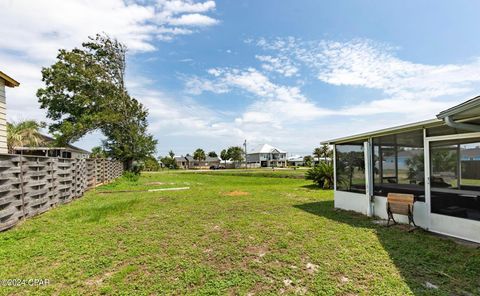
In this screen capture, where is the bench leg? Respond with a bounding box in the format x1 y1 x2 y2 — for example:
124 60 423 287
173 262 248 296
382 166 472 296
409 214 417 227
386 209 396 227
407 207 417 232
408 206 416 226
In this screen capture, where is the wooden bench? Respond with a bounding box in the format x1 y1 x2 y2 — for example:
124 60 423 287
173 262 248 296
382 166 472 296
386 193 416 228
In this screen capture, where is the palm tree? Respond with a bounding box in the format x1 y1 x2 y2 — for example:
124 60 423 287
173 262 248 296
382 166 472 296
220 149 229 166
313 147 322 164
90 146 107 158
7 120 45 153
305 162 335 189
193 148 206 161
303 155 313 167
320 144 332 163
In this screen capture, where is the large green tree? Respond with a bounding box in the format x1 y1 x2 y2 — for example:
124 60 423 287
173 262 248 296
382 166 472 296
37 34 156 170
101 97 156 169
227 146 244 167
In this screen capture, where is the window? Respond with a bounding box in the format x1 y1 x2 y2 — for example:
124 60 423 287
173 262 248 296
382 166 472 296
430 139 480 221
335 142 366 193
372 130 425 201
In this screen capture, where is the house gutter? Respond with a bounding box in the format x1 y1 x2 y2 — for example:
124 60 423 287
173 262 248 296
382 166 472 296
444 115 480 132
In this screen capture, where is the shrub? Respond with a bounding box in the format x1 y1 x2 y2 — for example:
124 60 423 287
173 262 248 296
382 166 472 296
123 171 140 182
130 161 144 174
159 156 178 169
305 162 334 189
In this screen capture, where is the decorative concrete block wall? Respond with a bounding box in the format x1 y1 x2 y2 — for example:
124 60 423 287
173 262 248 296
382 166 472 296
0 154 123 231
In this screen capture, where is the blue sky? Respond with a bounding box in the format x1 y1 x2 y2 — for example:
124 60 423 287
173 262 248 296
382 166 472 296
2 0 480 156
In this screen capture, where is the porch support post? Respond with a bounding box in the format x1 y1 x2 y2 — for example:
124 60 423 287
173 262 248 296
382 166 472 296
364 140 374 217
457 144 461 189
333 144 336 191
423 128 431 231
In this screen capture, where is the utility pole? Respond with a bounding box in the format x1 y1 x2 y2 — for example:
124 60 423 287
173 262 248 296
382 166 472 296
243 139 247 169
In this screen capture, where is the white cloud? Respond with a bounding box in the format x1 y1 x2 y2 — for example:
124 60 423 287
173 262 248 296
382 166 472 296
255 55 298 77
181 37 480 153
0 0 219 61
255 37 480 119
0 0 219 151
156 0 216 14
0 52 46 122
293 39 480 101
185 68 332 128
168 13 218 26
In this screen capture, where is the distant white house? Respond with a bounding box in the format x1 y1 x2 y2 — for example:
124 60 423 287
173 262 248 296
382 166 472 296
287 155 305 166
247 144 287 167
287 155 332 167
0 71 20 154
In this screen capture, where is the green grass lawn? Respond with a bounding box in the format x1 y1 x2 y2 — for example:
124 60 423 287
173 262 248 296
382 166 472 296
0 171 479 295
180 168 307 179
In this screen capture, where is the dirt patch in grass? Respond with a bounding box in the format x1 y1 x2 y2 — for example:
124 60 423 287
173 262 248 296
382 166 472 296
144 181 175 186
224 190 250 197
85 270 115 287
145 181 166 185
245 245 268 257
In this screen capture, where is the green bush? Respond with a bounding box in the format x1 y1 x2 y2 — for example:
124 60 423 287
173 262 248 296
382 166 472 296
305 162 334 189
123 171 140 182
144 156 160 171
130 161 144 174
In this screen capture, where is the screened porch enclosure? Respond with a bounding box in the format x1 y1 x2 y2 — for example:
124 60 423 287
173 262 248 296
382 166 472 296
335 131 480 222
430 138 480 221
334 129 426 201
327 96 480 242
372 130 425 202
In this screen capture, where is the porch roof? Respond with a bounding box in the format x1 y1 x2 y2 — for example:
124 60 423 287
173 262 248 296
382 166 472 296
321 118 441 145
322 95 480 145
436 96 480 121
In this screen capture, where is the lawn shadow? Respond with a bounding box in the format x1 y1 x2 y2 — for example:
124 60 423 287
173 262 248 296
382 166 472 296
294 201 480 295
300 184 322 190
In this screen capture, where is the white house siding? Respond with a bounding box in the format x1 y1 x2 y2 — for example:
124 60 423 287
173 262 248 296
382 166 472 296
429 213 480 243
334 190 369 215
0 79 7 154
